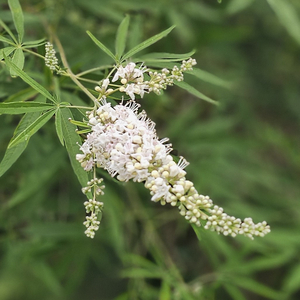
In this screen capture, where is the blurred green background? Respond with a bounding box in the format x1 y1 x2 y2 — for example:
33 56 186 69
1 0 300 299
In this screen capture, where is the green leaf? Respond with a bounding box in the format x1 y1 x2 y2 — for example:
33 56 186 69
282 262 300 295
60 108 92 199
115 15 130 60
4 54 57 103
223 284 247 300
22 37 46 48
0 19 17 44
8 109 55 148
4 87 38 103
0 35 15 45
5 148 64 209
174 81 219 105
191 224 202 241
136 50 195 61
0 47 16 60
138 61 180 69
159 281 171 300
121 25 176 61
0 111 42 177
0 102 54 114
186 68 233 89
31 261 63 296
8 0 24 43
10 47 24 77
267 0 300 45
86 30 116 62
68 119 90 128
226 0 255 15
233 276 281 299
134 57 190 63
55 109 64 146
76 128 91 134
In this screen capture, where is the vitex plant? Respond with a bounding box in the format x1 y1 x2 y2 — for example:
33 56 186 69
0 0 270 239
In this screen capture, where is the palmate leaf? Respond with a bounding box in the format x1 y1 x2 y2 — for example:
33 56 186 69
175 80 219 105
115 14 130 60
121 25 176 61
0 102 54 114
86 30 116 62
60 108 92 199
4 54 57 103
8 0 24 43
8 109 56 148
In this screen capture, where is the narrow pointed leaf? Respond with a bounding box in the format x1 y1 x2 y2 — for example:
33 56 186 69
175 81 219 105
86 30 116 62
6 149 64 209
55 109 64 146
23 37 46 48
8 109 55 148
0 47 16 60
0 35 15 45
0 19 17 43
76 129 92 134
115 15 130 59
68 119 90 128
11 47 24 77
122 25 176 61
8 0 24 43
233 276 282 299
186 68 233 89
267 0 300 45
4 87 38 103
0 111 42 177
60 108 92 199
134 58 187 63
0 102 54 114
136 50 195 61
4 55 57 103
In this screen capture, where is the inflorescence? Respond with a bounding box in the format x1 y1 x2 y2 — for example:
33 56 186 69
45 42 60 73
76 60 271 240
81 177 105 238
94 58 197 101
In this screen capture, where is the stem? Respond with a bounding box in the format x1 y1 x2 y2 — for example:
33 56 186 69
65 105 91 109
76 65 113 77
22 48 45 59
52 34 97 104
75 77 99 85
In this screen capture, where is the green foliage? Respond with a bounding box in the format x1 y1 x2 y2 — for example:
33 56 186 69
0 0 300 299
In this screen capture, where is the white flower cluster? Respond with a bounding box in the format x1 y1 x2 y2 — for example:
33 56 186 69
45 42 59 72
94 58 197 100
76 99 270 239
82 178 105 238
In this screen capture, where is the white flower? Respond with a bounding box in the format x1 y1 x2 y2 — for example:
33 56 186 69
45 42 59 71
77 100 270 239
112 62 147 83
